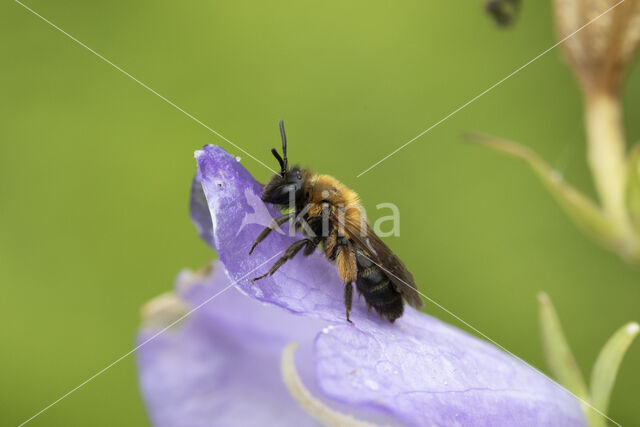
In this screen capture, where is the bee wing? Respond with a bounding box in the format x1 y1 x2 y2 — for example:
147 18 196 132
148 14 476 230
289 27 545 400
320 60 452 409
361 227 424 309
334 213 424 309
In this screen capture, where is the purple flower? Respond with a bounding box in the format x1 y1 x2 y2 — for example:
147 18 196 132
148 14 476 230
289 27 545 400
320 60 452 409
136 145 587 426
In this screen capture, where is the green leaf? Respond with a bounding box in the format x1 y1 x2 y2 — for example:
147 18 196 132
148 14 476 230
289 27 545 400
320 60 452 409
590 322 639 414
625 143 640 235
537 292 588 399
465 132 618 248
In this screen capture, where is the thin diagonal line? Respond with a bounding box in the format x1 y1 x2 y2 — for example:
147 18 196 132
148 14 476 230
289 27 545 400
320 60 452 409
356 0 626 177
14 0 277 175
14 0 624 425
359 252 621 427
18 251 284 426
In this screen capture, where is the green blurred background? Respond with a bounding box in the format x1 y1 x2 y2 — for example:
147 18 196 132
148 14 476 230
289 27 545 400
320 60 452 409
1 0 638 425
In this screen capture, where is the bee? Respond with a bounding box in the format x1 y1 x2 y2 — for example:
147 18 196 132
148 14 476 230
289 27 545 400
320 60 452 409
249 120 423 323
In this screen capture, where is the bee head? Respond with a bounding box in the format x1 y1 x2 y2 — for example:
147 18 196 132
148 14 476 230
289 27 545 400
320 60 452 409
262 120 304 206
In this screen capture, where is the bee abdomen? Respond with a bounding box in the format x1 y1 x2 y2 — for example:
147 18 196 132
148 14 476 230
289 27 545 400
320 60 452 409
355 259 403 322
368 279 391 294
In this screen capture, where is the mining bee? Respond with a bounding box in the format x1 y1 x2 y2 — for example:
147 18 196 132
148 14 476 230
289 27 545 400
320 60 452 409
249 121 423 323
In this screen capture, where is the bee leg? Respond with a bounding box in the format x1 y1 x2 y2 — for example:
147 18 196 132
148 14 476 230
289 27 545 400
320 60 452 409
251 238 309 283
303 236 322 256
249 213 294 254
344 282 354 324
287 216 320 256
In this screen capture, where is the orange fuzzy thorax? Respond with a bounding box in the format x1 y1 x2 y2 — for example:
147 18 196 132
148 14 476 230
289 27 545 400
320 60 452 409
306 174 365 230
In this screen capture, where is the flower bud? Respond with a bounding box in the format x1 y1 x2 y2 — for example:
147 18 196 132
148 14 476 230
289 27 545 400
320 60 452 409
554 0 640 95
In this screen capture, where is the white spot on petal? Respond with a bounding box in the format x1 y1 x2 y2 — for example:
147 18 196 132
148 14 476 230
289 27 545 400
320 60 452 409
322 325 336 334
364 379 379 390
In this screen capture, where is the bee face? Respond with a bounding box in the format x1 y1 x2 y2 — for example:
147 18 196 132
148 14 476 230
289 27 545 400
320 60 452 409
262 120 306 206
262 167 304 206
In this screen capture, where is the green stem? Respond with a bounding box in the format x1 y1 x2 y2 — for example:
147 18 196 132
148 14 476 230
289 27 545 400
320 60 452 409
585 92 627 224
585 91 637 257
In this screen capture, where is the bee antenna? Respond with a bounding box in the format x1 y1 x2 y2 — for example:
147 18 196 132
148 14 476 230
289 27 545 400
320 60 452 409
279 119 288 174
271 148 285 173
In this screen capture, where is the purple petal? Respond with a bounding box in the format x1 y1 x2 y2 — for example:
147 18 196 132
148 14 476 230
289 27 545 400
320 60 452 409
194 145 357 324
136 261 324 427
191 144 587 426
190 174 215 248
315 311 585 426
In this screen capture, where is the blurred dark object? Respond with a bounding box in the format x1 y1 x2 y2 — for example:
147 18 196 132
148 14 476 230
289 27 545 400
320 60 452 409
486 0 521 27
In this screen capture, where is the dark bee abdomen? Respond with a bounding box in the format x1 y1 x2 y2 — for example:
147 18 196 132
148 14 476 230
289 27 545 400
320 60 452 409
355 250 403 322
